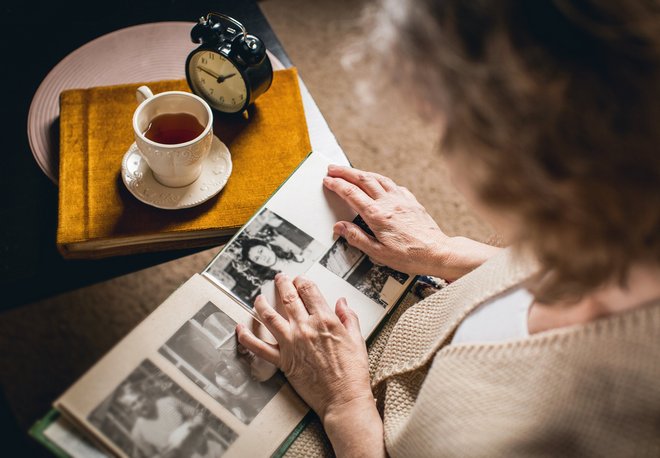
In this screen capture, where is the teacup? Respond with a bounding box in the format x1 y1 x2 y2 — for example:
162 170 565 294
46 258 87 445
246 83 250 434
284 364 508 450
132 85 214 188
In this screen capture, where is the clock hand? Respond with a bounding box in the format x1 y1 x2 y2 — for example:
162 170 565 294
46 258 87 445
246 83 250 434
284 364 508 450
217 73 237 83
197 66 221 80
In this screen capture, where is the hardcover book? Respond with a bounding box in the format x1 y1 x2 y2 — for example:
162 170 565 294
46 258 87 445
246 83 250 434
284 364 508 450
56 69 310 259
34 152 417 457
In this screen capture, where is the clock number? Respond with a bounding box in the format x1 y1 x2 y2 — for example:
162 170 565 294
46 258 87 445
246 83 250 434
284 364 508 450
209 88 214 95
201 57 208 65
209 53 215 60
219 96 225 103
232 98 236 105
201 77 206 85
239 94 244 100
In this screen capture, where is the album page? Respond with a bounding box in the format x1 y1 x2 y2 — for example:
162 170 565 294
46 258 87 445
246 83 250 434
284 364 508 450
55 274 308 458
203 151 415 339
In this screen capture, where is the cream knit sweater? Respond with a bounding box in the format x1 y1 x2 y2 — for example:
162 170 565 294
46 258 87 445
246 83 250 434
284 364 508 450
285 249 660 457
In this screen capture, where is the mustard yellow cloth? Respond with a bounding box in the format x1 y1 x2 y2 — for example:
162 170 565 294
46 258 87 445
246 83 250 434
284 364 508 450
57 69 311 258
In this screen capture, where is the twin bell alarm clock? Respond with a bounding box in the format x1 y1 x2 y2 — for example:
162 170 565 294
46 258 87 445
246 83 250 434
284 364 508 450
185 12 273 114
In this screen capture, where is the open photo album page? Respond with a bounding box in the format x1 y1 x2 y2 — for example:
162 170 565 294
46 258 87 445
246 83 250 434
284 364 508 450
203 152 414 338
55 274 307 458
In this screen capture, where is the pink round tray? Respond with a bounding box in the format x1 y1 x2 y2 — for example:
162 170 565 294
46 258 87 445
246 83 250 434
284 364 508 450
27 21 284 184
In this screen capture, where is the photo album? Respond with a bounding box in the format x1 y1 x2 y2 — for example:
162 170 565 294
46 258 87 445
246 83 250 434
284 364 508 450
32 151 417 458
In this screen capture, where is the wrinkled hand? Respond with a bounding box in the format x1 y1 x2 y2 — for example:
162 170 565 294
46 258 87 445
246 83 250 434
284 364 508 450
236 274 373 422
323 165 449 276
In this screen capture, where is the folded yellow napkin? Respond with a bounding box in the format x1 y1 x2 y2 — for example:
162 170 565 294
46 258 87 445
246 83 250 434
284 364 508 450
57 68 311 258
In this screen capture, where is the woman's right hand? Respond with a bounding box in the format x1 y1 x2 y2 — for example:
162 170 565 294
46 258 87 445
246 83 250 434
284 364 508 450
323 165 448 276
323 165 501 281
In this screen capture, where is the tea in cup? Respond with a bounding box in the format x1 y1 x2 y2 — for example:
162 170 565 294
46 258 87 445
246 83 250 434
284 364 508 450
132 86 214 187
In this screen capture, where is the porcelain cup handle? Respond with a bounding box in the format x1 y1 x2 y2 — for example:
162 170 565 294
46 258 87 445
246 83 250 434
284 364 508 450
136 85 154 103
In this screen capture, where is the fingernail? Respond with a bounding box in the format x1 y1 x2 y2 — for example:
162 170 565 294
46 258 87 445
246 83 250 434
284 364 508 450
328 164 338 171
334 222 346 236
323 176 332 186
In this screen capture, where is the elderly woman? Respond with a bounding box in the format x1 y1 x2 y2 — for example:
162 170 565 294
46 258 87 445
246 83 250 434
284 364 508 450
237 0 660 456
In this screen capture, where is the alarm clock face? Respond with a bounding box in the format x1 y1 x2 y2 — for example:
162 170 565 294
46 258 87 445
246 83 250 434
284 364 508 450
188 50 248 113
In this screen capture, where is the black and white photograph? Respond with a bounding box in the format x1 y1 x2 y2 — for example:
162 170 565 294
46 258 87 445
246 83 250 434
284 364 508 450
159 302 285 424
205 208 326 308
88 359 237 458
320 216 410 307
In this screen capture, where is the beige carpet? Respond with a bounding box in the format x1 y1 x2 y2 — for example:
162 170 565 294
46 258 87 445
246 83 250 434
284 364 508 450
0 0 493 437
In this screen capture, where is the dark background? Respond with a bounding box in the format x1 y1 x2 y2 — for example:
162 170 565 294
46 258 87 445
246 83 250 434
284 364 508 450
0 0 288 454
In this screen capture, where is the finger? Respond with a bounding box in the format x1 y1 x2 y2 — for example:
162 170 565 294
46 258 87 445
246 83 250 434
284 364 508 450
327 165 386 199
372 173 398 192
334 221 382 258
269 280 290 321
236 323 280 366
335 297 363 340
250 316 277 345
292 275 331 316
275 274 309 322
254 295 289 342
368 257 384 266
273 288 289 320
323 176 374 215
248 355 279 383
398 185 417 200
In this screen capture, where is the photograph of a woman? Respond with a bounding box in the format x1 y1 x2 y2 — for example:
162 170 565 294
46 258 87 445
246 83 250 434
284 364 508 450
205 208 325 308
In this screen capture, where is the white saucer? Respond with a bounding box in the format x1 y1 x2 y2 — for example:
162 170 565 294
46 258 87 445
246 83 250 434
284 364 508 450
121 135 232 210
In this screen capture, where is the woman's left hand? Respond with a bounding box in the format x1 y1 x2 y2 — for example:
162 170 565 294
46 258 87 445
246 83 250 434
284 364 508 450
235 273 373 423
